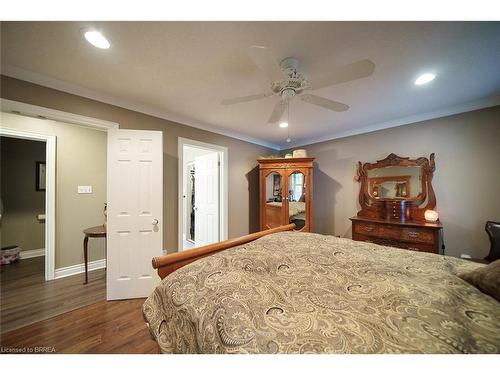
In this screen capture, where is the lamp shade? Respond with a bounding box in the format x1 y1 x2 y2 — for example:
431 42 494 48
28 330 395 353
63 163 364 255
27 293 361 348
424 210 439 222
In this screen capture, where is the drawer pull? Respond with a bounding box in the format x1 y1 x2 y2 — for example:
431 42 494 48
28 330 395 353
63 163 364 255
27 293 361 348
407 231 419 238
407 247 420 251
363 226 375 232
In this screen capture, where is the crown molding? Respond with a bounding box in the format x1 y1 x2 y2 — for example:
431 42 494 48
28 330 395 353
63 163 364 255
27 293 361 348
286 95 500 149
1 64 282 150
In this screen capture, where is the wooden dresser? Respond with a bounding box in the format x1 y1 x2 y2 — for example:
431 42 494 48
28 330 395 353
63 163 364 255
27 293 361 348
352 153 444 254
350 216 443 254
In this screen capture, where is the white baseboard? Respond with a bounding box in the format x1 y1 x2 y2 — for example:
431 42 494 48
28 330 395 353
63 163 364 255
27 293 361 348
54 258 106 279
19 248 45 259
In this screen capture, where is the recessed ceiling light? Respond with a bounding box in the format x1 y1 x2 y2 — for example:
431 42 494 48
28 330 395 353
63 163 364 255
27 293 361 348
415 73 436 85
279 122 288 128
83 30 110 49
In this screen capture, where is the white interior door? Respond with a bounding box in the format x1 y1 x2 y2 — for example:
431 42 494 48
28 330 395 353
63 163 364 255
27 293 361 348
107 129 163 300
194 152 220 247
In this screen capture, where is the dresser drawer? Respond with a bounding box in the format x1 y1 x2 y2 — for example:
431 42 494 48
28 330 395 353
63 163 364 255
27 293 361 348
400 227 435 244
354 222 435 245
353 222 382 237
382 226 435 245
353 234 437 253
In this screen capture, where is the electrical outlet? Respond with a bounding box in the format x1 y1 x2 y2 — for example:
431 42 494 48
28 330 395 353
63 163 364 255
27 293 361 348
78 185 93 194
460 254 472 259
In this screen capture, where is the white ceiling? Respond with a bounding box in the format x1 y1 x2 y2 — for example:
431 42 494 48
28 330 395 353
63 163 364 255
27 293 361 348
1 21 500 149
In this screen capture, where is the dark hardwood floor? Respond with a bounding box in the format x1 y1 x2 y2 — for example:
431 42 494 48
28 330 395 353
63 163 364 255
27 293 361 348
1 256 105 333
0 298 158 353
1 257 158 353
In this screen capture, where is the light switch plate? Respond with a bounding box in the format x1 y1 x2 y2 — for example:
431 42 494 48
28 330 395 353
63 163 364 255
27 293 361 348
78 185 93 194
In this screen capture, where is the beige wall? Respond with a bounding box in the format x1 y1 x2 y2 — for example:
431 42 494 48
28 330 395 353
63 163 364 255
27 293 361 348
286 105 500 258
1 112 107 268
0 76 273 256
1 136 46 251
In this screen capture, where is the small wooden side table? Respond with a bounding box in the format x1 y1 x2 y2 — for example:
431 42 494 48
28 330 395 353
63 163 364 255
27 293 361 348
83 225 107 284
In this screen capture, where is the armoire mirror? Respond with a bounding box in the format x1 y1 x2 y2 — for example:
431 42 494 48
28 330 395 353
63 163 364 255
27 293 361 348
288 171 307 230
264 172 283 229
265 172 282 203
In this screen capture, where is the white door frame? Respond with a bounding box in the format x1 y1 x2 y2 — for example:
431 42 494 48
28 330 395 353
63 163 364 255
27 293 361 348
1 98 118 280
178 137 228 251
0 127 56 280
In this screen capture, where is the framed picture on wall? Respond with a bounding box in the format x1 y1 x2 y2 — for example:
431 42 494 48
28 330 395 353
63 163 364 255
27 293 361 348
36 161 46 191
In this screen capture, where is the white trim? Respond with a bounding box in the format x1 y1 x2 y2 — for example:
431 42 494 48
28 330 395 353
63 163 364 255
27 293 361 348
19 248 45 259
287 95 500 148
0 126 56 281
2 65 280 150
1 100 117 280
1 98 119 130
55 258 106 279
178 137 228 251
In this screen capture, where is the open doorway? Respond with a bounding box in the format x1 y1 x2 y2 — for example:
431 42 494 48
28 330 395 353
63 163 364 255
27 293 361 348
0 101 116 333
178 138 228 251
0 127 55 281
0 136 47 278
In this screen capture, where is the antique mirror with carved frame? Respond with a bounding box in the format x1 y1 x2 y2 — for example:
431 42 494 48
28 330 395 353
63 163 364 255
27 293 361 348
356 153 436 222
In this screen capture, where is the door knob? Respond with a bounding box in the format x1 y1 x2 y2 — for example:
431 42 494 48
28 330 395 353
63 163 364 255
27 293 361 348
152 219 159 225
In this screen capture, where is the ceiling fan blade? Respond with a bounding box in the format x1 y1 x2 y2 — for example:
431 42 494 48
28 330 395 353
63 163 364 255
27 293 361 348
300 94 349 112
311 59 375 90
247 46 286 82
268 101 287 123
221 93 271 105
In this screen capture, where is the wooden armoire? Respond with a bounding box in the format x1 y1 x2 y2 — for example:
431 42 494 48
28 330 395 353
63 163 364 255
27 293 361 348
257 157 314 232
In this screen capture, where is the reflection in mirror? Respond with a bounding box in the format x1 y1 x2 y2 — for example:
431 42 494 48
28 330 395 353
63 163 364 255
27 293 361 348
266 172 282 202
288 172 306 230
265 172 282 229
367 166 422 199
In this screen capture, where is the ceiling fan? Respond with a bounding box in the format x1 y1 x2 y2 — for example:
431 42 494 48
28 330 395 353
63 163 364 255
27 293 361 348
221 46 375 123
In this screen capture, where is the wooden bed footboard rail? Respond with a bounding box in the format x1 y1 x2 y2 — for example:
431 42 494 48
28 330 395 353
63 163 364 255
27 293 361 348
152 223 296 279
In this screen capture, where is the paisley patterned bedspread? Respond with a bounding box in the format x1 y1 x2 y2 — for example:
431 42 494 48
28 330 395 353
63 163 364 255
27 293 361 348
143 232 500 353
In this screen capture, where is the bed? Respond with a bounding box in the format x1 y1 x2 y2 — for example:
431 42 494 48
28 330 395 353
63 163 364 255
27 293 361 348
266 201 306 219
266 201 306 229
143 225 500 354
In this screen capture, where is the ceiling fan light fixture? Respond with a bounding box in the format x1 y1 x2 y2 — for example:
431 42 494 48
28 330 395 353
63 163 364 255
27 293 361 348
83 29 110 49
221 46 373 126
279 121 289 128
414 73 436 85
